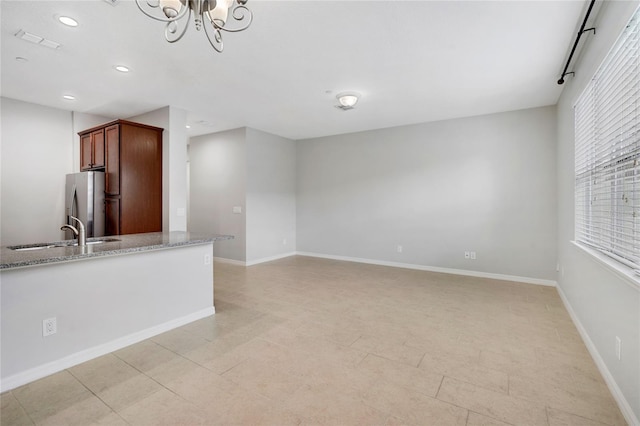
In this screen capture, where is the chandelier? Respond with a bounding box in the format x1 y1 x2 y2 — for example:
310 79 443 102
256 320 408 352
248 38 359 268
135 0 252 52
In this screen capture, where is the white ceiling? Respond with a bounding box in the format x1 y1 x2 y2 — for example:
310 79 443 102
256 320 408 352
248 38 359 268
1 0 586 140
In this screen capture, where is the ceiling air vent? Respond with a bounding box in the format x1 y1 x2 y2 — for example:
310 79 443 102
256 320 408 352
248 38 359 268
15 30 60 50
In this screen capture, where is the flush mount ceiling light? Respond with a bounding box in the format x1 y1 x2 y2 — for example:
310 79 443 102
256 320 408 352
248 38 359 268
57 16 78 27
336 92 360 111
135 0 252 53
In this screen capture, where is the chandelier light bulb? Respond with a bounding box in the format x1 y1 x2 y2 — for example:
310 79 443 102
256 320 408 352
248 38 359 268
159 0 184 19
208 0 233 26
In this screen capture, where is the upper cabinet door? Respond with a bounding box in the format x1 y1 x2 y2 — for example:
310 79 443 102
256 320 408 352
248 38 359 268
105 125 120 196
80 129 105 170
80 133 92 170
92 129 105 168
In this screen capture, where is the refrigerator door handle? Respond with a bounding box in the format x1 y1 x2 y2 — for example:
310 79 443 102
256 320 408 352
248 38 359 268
67 184 78 223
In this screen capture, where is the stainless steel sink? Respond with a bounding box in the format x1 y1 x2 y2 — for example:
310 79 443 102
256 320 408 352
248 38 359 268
9 238 120 251
67 238 121 247
10 244 57 251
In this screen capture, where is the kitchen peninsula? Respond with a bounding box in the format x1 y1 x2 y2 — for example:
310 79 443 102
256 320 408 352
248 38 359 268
0 231 232 392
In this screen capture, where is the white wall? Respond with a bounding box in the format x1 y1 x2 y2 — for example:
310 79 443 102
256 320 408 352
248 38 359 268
0 98 73 246
189 128 247 261
246 128 297 264
556 1 640 423
1 243 214 390
296 106 557 282
129 106 188 232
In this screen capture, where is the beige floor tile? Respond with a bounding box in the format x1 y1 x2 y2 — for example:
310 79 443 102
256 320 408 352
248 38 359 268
88 411 129 426
357 353 443 397
546 407 613 426
283 381 388 425
69 353 162 411
113 339 181 373
419 351 509 394
384 415 412 426
436 376 547 425
509 373 626 425
184 335 278 374
295 319 364 346
477 349 539 375
150 326 210 355
351 334 426 367
361 379 468 425
38 397 113 426
117 388 209 425
222 355 304 401
1 391 34 425
466 411 512 426
11 370 99 424
160 363 244 418
217 387 303 425
263 328 368 367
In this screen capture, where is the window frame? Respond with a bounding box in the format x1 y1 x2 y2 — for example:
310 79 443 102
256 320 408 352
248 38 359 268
573 6 640 284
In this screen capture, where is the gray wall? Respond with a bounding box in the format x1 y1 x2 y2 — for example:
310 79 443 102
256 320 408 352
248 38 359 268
297 106 557 281
188 127 297 263
556 0 640 422
246 128 297 263
1 98 73 246
189 128 247 261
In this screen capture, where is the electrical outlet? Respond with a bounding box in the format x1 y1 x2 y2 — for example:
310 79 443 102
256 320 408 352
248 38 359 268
43 317 57 337
397 245 403 253
615 336 621 360
204 253 211 265
464 251 470 259
470 251 476 260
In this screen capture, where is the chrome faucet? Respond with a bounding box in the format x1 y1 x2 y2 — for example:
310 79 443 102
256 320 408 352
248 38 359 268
60 216 86 247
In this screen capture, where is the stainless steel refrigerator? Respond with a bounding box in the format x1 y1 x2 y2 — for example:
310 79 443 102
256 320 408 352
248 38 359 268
65 171 105 239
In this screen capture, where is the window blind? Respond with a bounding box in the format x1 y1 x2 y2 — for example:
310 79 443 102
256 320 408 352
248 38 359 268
575 8 640 270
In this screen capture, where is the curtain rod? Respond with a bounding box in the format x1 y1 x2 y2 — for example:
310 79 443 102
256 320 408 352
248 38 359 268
558 0 597 85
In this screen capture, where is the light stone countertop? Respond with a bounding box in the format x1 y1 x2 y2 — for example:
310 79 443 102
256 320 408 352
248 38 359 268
0 231 233 270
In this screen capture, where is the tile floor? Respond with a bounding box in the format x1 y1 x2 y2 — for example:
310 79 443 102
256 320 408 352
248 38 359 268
1 256 627 425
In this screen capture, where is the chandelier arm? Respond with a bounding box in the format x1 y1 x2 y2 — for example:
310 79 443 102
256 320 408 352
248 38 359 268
165 7 191 43
214 5 253 33
202 20 224 52
134 0 190 23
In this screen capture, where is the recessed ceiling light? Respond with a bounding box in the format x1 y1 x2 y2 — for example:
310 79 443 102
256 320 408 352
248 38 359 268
63 95 75 100
186 125 191 129
58 16 78 27
114 65 130 73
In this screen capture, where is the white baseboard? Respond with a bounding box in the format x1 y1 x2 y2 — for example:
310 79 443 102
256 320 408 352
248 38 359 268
296 251 557 287
246 251 298 266
214 257 246 266
215 252 298 267
0 307 215 393
556 286 639 426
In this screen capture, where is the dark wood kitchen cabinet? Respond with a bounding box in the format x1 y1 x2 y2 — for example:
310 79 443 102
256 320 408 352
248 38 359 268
79 120 163 236
80 129 105 170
